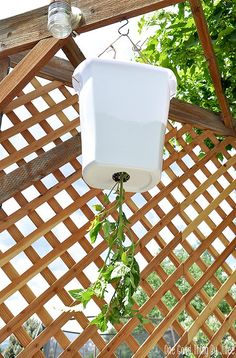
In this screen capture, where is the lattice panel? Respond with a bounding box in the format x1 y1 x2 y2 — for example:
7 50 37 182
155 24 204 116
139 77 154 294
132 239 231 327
0 75 235 358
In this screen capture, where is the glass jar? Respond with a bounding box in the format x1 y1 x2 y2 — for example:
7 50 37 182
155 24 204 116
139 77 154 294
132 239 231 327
47 1 72 39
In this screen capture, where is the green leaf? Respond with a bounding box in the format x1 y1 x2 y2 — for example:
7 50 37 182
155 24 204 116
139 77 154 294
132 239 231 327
102 220 111 239
131 258 141 287
69 288 94 308
68 289 83 300
103 194 110 205
93 204 103 212
89 217 102 243
121 252 128 264
93 277 107 298
225 144 233 151
90 313 108 332
198 151 206 159
80 289 94 308
217 152 224 162
67 174 141 331
111 262 131 280
185 132 193 144
101 264 114 280
136 313 149 324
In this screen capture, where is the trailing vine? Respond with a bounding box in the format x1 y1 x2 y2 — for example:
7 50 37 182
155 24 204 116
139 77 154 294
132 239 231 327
68 173 143 332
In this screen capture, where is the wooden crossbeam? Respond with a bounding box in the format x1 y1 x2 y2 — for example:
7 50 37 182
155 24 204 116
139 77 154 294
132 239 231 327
169 99 236 136
189 0 233 129
8 54 236 137
62 37 86 68
10 52 74 87
0 57 10 126
0 0 183 58
0 134 81 204
0 38 65 111
0 58 9 80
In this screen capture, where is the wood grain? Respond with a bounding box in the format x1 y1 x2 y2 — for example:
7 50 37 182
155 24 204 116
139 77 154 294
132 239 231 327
0 38 65 111
62 36 86 67
190 0 233 129
9 52 236 136
0 134 81 204
0 0 182 58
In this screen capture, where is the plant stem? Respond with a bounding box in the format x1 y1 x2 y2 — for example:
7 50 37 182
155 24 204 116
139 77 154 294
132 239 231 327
117 173 124 243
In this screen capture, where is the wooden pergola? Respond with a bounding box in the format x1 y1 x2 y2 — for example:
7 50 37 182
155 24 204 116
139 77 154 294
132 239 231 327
0 0 235 357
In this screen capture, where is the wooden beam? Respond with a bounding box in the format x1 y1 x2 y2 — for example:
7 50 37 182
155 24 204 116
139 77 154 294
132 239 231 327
10 52 75 87
169 98 236 137
9 53 236 137
9 54 236 137
0 57 10 126
62 36 86 68
0 134 81 204
0 0 183 58
74 0 184 33
7 52 236 137
0 37 65 111
0 57 9 80
189 0 233 129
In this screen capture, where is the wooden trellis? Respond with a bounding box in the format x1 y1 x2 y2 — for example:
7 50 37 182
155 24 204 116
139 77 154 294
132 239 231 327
0 0 235 357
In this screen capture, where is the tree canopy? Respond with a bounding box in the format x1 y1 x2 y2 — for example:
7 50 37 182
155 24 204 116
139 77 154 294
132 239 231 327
138 0 236 117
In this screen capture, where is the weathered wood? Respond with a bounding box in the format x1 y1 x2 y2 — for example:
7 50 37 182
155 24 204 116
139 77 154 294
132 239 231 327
0 0 183 58
190 0 233 129
169 98 236 137
0 57 9 80
10 51 75 86
62 36 86 68
0 38 65 111
0 134 81 204
0 117 80 171
8 53 236 136
0 57 10 127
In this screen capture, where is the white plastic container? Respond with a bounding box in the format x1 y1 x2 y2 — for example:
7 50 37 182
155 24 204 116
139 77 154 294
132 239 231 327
72 58 177 192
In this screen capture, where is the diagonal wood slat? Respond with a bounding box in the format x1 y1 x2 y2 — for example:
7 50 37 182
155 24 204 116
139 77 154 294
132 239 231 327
0 38 65 111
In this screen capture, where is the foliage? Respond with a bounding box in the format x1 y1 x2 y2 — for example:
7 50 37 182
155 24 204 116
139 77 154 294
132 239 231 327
132 249 233 354
3 318 42 357
4 335 22 358
137 0 236 116
69 173 142 332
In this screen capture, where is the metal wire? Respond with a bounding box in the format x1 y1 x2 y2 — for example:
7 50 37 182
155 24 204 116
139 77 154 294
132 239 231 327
98 19 151 63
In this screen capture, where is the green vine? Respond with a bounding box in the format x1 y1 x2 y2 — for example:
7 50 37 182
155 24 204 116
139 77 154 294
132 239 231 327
68 173 143 332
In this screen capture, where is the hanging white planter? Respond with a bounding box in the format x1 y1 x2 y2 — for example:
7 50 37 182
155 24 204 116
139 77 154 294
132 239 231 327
73 58 177 192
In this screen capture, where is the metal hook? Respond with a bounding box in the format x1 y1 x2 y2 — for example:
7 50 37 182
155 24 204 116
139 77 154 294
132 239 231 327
118 19 129 36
